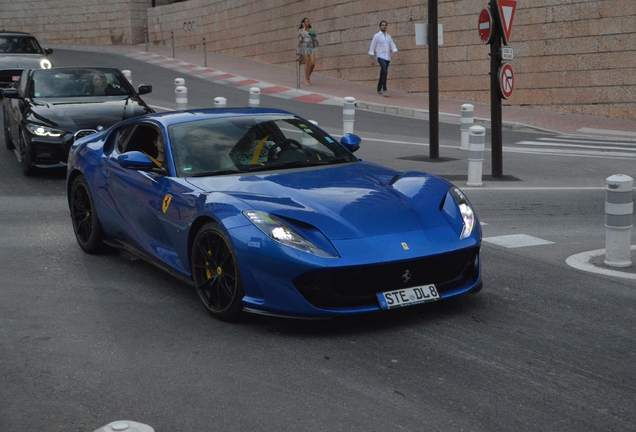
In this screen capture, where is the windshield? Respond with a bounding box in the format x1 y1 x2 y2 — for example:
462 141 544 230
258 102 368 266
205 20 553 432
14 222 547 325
169 115 358 177
31 68 133 98
0 36 43 54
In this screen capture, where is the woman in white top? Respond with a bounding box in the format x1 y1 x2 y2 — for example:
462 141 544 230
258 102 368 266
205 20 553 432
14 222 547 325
298 17 317 86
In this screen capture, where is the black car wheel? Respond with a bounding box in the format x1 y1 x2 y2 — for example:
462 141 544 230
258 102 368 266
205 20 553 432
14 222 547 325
20 131 35 176
70 175 107 254
191 223 244 320
3 112 14 150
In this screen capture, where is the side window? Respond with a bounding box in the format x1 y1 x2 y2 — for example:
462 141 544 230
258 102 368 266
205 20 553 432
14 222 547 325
116 125 137 154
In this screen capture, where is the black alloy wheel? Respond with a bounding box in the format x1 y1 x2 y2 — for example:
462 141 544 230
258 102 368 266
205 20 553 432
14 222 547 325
20 131 35 176
191 223 244 320
70 175 106 254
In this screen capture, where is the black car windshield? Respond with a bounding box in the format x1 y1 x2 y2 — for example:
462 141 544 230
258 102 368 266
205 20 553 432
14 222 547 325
31 68 133 98
0 36 43 54
169 115 358 177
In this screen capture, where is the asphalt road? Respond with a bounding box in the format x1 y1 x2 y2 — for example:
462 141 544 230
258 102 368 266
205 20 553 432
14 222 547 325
1 49 635 432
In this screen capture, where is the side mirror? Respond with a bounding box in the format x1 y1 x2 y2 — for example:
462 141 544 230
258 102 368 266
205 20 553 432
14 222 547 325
1 88 20 99
340 133 361 153
45 48 54 55
118 151 157 170
137 84 152 95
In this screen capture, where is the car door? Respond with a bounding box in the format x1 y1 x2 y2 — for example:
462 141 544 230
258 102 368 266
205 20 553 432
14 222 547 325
101 123 170 254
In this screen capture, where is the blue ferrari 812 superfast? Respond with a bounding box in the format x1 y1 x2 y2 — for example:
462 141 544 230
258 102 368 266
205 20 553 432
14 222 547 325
66 108 482 320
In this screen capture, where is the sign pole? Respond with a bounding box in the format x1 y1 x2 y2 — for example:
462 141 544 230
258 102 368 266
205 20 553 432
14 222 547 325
489 0 503 178
428 0 439 160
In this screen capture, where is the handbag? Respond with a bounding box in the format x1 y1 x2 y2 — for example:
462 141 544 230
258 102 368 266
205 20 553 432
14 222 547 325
308 30 319 48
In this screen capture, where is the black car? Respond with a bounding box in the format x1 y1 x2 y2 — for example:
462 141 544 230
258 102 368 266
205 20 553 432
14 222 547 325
0 31 54 88
2 67 154 175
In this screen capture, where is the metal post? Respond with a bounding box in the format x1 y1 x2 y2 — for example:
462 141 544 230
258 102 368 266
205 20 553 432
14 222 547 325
428 0 439 160
343 97 356 135
248 87 261 107
490 0 503 177
203 37 207 67
171 30 175 58
296 50 300 89
144 26 148 52
460 104 474 150
605 174 633 267
214 97 227 107
466 125 485 187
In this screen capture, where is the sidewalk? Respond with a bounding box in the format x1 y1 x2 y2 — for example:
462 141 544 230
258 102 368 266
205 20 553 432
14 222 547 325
60 43 636 138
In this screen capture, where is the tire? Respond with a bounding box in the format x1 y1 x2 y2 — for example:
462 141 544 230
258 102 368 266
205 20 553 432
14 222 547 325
191 223 244 321
20 131 36 176
3 112 14 150
70 175 107 254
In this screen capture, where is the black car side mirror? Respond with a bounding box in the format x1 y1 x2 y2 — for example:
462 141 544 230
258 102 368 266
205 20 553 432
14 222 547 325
1 88 20 99
138 85 152 95
45 48 54 55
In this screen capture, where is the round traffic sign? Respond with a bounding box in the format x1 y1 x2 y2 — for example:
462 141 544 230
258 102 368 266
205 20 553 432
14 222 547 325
478 8 493 44
498 63 515 99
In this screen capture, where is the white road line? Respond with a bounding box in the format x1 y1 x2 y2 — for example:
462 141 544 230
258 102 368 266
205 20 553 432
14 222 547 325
515 140 636 152
565 246 636 280
577 128 636 138
482 234 555 248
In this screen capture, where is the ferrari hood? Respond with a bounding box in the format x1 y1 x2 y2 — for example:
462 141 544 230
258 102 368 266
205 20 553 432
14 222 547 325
28 98 141 131
189 163 453 240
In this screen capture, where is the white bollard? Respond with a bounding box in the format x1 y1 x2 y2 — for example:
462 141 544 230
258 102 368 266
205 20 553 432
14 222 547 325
460 103 474 150
122 70 132 85
248 87 260 107
175 85 187 110
343 97 356 135
605 174 633 267
466 125 485 187
93 420 154 432
214 97 227 107
174 78 185 89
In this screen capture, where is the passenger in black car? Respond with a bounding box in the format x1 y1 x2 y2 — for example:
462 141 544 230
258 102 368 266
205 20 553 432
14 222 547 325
83 73 107 95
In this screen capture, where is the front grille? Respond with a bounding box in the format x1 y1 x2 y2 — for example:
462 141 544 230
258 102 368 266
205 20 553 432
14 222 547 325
33 141 72 165
294 247 480 308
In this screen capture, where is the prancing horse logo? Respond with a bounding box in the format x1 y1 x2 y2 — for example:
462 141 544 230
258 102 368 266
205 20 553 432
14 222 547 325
402 270 412 284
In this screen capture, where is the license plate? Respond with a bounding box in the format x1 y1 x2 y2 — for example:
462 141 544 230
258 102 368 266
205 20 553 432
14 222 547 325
376 284 440 310
12 76 20 82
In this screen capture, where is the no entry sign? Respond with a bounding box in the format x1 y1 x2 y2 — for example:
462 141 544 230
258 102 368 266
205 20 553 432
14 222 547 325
498 63 515 99
478 8 493 44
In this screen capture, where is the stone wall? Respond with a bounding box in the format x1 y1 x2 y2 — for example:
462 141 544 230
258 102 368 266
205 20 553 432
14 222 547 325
1 0 634 120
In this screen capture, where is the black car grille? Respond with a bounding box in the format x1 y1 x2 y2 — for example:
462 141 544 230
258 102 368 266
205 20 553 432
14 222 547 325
293 246 480 309
0 68 22 88
33 141 72 165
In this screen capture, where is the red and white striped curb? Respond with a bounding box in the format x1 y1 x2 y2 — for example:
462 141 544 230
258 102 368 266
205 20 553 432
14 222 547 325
126 51 342 106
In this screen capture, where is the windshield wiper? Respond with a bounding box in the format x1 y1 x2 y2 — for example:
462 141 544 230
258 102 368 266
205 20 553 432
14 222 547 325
191 169 241 177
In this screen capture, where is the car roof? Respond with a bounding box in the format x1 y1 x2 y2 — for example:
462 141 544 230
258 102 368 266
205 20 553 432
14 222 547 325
0 31 36 37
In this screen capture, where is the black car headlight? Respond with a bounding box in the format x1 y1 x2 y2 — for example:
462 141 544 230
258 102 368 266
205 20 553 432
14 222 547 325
244 210 337 258
27 124 65 138
449 187 476 240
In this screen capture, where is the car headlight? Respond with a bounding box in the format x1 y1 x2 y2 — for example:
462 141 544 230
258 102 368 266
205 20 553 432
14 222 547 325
244 210 337 258
27 124 65 138
450 187 476 240
40 59 52 69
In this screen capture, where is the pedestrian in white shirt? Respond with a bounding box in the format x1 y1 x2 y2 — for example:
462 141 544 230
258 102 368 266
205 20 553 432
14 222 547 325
368 20 400 97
